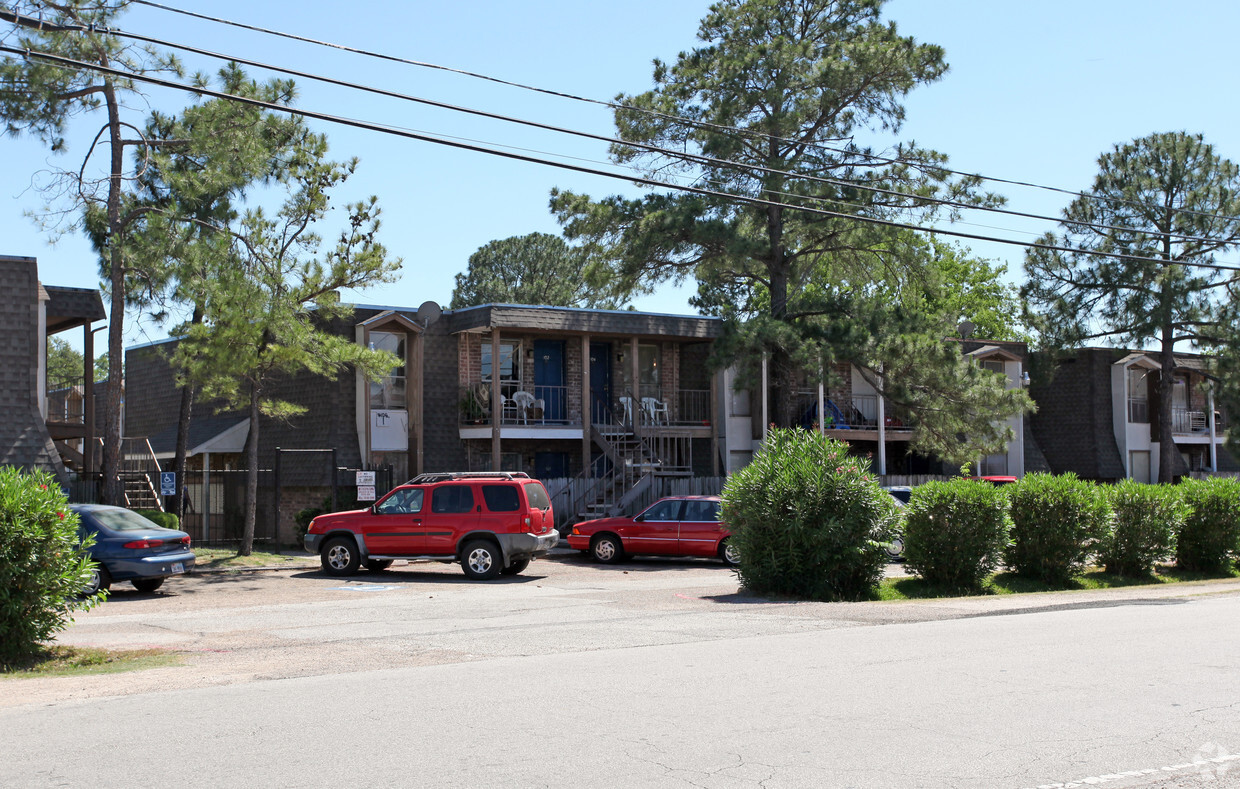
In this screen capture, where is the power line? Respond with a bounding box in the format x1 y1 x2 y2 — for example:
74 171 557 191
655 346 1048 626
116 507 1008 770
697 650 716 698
128 0 1240 227
27 12 1235 250
4 42 1240 278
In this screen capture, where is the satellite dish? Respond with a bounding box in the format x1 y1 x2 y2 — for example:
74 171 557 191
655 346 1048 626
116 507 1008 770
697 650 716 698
415 300 442 326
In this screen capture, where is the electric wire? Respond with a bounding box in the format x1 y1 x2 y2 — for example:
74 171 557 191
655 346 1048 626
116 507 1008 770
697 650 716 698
128 0 1240 226
18 11 1234 250
5 41 1240 277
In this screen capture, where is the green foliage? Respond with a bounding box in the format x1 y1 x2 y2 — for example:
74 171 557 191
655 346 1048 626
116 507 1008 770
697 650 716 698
1006 473 1110 583
293 491 363 541
1023 132 1240 482
1176 477 1240 572
902 479 1011 591
133 510 180 531
1099 481 1181 576
722 429 894 601
0 469 100 668
551 0 1029 461
450 233 623 309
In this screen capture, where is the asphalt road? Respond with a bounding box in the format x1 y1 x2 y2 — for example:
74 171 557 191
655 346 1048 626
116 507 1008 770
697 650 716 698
4 555 1240 788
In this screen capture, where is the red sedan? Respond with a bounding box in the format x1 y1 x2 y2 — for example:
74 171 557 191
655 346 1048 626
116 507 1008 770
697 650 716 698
567 495 739 566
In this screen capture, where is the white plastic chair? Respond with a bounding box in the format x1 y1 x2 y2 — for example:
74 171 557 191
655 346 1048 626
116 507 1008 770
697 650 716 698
618 396 634 427
512 391 536 424
642 396 669 425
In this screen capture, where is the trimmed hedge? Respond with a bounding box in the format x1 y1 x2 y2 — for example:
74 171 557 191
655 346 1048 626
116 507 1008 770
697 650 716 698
1176 477 1240 572
903 478 1011 590
1099 481 1180 576
134 510 180 531
0 469 100 667
722 429 895 602
1007 472 1109 583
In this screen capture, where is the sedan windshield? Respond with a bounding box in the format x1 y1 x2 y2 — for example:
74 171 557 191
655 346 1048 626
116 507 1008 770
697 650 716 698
88 508 162 532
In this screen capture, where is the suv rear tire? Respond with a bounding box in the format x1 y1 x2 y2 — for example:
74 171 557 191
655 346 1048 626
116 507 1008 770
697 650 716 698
322 536 361 576
500 557 531 576
460 539 503 580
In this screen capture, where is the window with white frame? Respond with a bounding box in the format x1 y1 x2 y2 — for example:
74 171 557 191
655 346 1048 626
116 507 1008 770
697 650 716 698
369 331 407 409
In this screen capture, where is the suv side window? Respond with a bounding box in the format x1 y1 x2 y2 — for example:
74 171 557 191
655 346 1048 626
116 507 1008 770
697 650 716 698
682 500 720 522
641 499 682 521
375 488 424 515
481 484 520 513
431 485 475 514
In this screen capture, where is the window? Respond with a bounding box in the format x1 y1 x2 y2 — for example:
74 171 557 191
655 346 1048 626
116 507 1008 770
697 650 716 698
481 339 521 385
641 499 682 521
682 500 721 523
376 488 424 515
481 485 520 512
431 485 475 514
980 452 1008 477
730 388 751 417
523 482 550 510
980 359 1005 376
369 331 407 409
1127 367 1150 423
619 343 661 392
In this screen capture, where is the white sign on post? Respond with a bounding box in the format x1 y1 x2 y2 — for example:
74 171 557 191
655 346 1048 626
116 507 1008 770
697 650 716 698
356 471 376 486
357 485 377 502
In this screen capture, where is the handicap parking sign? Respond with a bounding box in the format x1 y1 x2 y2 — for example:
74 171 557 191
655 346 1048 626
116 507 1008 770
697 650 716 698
160 471 177 496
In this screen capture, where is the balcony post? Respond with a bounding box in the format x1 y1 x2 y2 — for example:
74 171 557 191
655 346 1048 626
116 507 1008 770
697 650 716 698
630 336 641 441
491 331 502 471
83 322 96 475
877 365 887 475
1209 389 1218 471
581 334 591 476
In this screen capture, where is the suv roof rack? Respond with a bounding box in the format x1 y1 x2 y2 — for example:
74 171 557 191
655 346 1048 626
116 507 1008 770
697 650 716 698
403 471 532 485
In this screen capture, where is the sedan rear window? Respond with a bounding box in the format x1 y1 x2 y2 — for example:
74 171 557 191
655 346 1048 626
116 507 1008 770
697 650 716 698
682 500 720 522
87 508 161 532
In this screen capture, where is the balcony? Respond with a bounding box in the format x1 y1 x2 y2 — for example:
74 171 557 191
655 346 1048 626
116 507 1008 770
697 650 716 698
1171 407 1225 436
460 383 576 427
796 392 914 434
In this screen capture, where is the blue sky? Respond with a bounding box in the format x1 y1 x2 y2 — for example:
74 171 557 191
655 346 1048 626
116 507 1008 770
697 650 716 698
8 0 1240 353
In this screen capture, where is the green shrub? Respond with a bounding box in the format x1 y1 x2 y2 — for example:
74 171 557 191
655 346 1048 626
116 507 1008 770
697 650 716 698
293 506 322 540
1176 477 1240 572
903 478 1011 591
1006 472 1109 583
1099 481 1180 576
134 509 179 531
722 429 895 601
0 468 101 668
293 491 365 541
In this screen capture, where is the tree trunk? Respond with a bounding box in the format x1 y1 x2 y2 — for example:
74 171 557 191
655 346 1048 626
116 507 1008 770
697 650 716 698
241 383 260 556
101 78 125 506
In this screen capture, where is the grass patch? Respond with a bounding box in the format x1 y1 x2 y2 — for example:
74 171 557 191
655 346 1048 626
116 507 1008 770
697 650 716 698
193 548 317 569
877 563 1240 601
1 645 181 677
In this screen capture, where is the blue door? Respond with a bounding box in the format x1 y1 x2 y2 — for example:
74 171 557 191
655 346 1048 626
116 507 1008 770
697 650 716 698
589 342 612 425
533 340 566 423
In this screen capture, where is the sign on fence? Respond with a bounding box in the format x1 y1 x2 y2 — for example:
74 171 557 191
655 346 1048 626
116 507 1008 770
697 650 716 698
356 470 377 501
160 471 177 496
356 470 376 486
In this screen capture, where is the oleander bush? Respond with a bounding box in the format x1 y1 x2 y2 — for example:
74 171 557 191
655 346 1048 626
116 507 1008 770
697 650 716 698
1176 477 1240 573
903 478 1012 591
722 429 896 601
0 468 100 668
1098 481 1180 576
1006 472 1110 583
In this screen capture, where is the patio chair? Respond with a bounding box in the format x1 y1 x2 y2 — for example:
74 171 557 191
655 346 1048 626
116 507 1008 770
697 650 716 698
641 396 669 425
512 391 536 424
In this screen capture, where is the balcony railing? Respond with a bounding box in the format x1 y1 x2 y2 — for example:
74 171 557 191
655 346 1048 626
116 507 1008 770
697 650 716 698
460 384 576 427
46 378 85 425
1172 407 1226 435
796 391 914 432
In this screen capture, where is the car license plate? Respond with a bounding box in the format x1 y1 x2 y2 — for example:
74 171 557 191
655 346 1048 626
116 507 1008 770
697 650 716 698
171 562 184 573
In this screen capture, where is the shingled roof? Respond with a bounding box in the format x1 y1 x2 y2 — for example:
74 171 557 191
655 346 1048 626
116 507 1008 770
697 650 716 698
44 285 106 334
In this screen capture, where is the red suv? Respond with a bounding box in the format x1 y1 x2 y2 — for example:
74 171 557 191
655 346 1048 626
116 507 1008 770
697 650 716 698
304 472 558 580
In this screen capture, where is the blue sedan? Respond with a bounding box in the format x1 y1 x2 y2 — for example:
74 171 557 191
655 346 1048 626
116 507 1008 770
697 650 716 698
72 504 196 595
